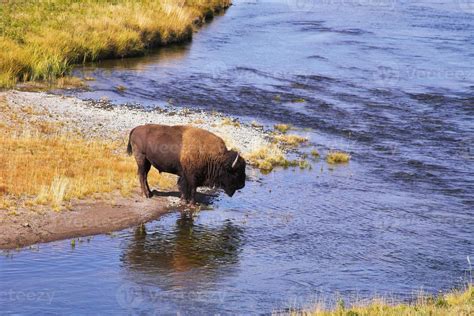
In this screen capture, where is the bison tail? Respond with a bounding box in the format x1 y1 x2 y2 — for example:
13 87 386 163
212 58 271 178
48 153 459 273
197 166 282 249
126 128 135 156
127 141 133 156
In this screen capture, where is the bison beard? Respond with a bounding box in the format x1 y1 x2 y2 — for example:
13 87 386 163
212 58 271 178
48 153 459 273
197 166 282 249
127 124 246 205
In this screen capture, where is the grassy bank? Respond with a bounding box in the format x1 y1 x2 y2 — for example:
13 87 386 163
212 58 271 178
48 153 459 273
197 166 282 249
291 285 473 316
0 0 230 87
0 96 174 211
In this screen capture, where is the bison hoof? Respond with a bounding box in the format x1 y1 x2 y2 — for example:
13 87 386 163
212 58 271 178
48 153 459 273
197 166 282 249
187 200 198 207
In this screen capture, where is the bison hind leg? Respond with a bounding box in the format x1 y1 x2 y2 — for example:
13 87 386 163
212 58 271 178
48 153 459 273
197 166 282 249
135 154 152 198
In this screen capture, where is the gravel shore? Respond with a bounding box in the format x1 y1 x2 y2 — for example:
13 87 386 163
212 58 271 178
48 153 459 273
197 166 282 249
4 90 271 156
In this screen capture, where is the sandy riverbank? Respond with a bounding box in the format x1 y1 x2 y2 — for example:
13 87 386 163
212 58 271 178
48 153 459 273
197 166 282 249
0 90 274 249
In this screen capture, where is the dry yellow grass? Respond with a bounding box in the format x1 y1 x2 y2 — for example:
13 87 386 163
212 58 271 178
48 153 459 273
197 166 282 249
275 134 308 148
221 117 241 127
0 0 231 87
0 97 175 211
326 151 351 164
246 147 311 172
274 123 291 133
246 145 290 173
296 159 311 170
116 85 127 92
292 98 306 103
192 119 206 124
14 76 86 92
311 149 320 158
0 132 130 209
292 285 474 316
246 126 310 172
54 77 87 89
0 131 176 211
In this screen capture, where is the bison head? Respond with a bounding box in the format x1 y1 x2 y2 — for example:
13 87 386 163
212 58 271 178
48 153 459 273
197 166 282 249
221 150 246 197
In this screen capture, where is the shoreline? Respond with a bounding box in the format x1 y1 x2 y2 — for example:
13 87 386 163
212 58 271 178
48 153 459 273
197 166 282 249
0 90 273 250
0 0 232 87
0 192 172 250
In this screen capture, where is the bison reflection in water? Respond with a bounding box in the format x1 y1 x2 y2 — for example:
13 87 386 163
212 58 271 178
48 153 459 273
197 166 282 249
127 124 246 205
121 215 243 287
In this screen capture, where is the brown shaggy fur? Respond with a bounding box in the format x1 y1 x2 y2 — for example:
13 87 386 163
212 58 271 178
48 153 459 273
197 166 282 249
127 124 246 204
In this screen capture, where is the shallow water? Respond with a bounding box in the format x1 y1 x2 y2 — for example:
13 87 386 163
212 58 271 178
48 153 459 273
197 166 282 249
2 0 474 313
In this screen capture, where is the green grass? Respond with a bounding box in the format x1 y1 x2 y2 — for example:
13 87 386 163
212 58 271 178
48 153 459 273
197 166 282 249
0 0 230 87
291 285 474 316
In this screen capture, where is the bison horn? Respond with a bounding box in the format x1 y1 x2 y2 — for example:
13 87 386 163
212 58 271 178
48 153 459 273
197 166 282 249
232 153 239 169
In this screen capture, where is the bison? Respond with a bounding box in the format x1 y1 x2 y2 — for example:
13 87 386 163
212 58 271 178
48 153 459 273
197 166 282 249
127 124 246 204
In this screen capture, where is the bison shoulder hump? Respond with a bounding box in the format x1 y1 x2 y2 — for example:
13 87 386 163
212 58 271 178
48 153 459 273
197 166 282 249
182 127 226 155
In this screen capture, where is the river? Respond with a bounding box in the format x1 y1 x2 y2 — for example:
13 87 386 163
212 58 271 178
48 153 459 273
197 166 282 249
1 0 473 314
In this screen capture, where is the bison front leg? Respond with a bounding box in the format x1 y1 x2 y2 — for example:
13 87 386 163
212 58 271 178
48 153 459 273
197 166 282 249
189 183 197 205
178 174 197 205
185 176 198 205
178 176 190 203
135 155 152 198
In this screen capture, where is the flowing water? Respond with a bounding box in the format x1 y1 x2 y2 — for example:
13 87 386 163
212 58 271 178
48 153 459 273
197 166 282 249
2 0 474 314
